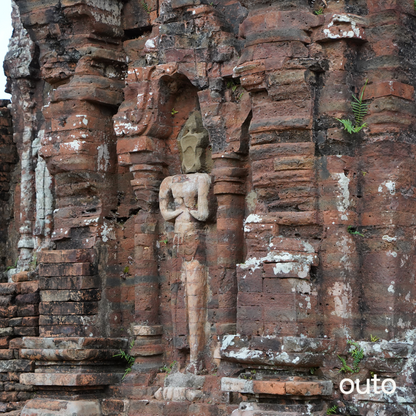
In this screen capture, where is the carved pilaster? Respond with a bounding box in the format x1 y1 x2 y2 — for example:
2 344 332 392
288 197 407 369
212 152 246 335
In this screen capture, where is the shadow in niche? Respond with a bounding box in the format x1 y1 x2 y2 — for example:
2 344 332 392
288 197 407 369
123 27 152 40
239 110 252 155
155 74 209 175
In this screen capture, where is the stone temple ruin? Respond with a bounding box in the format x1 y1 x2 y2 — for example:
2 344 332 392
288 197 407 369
1 0 416 414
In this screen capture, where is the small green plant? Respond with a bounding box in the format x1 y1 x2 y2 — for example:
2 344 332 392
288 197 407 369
30 253 37 269
226 80 238 92
338 355 353 373
327 405 338 415
160 360 177 374
160 239 168 244
238 92 244 101
310 367 318 375
113 339 135 380
337 79 369 134
348 340 364 372
314 7 324 15
347 226 364 238
370 334 379 342
6 258 18 271
171 108 178 115
370 371 375 377
141 0 151 13
123 266 129 274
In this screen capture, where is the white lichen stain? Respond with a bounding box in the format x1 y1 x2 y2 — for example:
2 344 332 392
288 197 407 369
97 144 110 171
378 180 396 195
221 335 237 351
388 281 395 294
101 222 115 242
336 235 353 272
332 172 350 221
397 318 410 329
400 254 409 268
323 14 363 40
145 38 157 49
328 281 352 318
239 251 315 279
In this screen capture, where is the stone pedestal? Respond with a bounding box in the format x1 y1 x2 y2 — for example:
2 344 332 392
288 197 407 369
19 337 126 416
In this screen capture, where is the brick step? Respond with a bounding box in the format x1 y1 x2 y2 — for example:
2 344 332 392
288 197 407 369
20 348 124 361
221 377 332 396
39 275 99 290
39 263 94 277
39 301 98 315
40 289 101 302
20 373 121 387
39 325 101 337
220 335 334 367
38 249 95 264
20 399 101 416
10 337 128 350
232 402 324 416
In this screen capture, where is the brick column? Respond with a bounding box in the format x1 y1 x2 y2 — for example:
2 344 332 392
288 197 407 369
131 166 164 371
212 153 246 335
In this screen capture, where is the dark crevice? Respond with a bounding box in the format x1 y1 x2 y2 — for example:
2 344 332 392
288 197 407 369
123 27 152 40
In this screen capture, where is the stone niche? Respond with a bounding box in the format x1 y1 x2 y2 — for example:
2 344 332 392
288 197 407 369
1 0 416 415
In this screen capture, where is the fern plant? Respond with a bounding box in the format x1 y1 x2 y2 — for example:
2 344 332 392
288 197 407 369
348 340 364 372
327 405 338 415
113 340 135 380
338 355 353 373
160 360 177 374
141 0 151 13
337 80 369 134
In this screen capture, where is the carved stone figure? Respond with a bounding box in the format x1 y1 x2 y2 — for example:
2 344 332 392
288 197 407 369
159 111 211 373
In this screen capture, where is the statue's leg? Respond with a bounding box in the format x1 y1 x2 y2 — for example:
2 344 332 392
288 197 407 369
184 258 206 373
171 256 188 353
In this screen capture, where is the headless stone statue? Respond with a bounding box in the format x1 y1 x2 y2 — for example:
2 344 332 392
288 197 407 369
159 111 210 373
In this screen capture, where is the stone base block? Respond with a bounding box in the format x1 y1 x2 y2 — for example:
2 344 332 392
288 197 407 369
21 399 101 416
20 373 121 386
